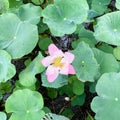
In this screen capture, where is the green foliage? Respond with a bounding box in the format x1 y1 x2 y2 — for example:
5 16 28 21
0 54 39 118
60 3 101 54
0 13 38 58
72 42 99 82
42 0 89 36
5 89 45 120
0 0 9 14
0 50 15 83
41 72 68 88
19 52 45 87
91 73 120 120
113 46 120 60
0 112 7 120
116 0 120 9
94 11 120 46
31 0 44 5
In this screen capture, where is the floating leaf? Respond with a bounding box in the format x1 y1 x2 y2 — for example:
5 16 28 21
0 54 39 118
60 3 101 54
93 48 119 74
17 3 42 24
0 13 38 58
72 42 99 82
5 89 45 120
94 11 120 46
41 72 68 88
0 112 7 120
42 113 70 120
42 0 89 36
19 52 45 87
0 50 15 83
91 72 120 120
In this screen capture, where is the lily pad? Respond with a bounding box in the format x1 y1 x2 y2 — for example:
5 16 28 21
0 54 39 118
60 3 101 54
0 50 16 83
5 89 45 120
42 0 89 36
91 72 120 120
72 42 99 82
94 11 120 46
0 13 38 58
17 3 42 24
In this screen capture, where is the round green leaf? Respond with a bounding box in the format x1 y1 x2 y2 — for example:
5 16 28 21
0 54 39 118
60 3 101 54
42 0 89 36
0 13 38 58
0 50 16 83
0 0 9 13
38 37 53 50
0 112 7 120
18 3 42 24
94 11 120 46
72 42 99 82
93 48 119 74
73 80 84 95
5 89 45 120
91 72 120 120
113 46 120 60
9 0 22 8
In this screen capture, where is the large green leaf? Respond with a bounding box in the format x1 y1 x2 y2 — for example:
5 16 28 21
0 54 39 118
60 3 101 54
42 0 89 36
72 42 99 82
17 3 42 25
94 11 120 46
93 48 119 74
91 72 120 120
0 112 7 120
0 50 16 83
19 52 45 87
0 13 38 58
41 72 68 88
42 113 70 120
0 0 9 13
5 89 45 120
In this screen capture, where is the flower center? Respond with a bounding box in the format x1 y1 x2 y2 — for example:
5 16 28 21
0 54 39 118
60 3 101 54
52 56 64 68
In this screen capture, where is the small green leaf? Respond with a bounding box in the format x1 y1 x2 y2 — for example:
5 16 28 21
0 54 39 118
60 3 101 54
42 0 89 36
38 37 53 50
8 0 22 8
31 0 44 5
0 50 16 83
47 88 58 99
72 42 99 82
0 112 7 120
116 0 120 10
72 80 84 95
71 93 86 106
91 72 120 120
5 89 45 120
113 46 120 60
19 52 45 87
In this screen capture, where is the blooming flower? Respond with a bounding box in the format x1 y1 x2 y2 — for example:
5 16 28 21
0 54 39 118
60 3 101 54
41 44 75 82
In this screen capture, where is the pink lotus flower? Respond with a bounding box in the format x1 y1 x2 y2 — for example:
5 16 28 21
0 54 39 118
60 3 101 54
41 44 75 82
